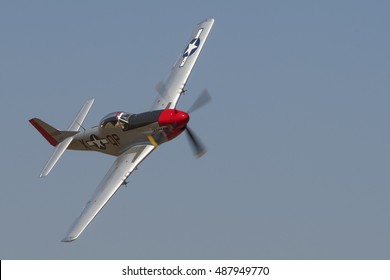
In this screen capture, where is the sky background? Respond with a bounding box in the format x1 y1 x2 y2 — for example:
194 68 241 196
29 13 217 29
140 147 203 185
1 0 390 259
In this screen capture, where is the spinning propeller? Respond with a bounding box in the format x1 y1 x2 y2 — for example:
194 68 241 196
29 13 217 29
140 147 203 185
184 89 211 158
155 81 211 158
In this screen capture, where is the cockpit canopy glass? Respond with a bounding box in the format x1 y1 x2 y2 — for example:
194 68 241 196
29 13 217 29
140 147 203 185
100 111 132 128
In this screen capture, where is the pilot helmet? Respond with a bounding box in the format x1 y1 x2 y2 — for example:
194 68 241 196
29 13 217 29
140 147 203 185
115 112 122 120
115 112 129 123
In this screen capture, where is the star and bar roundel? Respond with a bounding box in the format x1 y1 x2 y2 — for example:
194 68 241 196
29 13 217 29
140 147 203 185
180 28 203 67
87 134 109 149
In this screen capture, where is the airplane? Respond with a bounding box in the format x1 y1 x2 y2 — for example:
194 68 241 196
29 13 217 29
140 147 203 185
29 18 214 242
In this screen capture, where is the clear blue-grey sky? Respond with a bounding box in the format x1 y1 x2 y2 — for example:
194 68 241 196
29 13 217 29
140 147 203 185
1 0 390 259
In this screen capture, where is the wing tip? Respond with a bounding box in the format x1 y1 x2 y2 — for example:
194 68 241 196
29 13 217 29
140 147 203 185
196 150 207 159
200 18 215 25
86 98 95 105
61 236 77 243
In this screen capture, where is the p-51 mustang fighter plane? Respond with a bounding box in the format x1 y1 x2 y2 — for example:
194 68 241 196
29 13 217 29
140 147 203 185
29 18 214 242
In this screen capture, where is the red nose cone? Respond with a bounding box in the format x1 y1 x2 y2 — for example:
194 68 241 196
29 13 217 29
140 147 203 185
158 109 189 127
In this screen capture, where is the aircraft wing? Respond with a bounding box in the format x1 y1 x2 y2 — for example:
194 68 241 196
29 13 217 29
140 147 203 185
151 18 214 110
62 144 155 242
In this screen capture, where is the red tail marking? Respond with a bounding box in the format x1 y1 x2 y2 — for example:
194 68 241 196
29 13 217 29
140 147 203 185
29 119 58 146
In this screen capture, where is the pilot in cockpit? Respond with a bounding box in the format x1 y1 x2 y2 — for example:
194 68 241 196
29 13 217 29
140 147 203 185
100 112 130 129
115 112 130 129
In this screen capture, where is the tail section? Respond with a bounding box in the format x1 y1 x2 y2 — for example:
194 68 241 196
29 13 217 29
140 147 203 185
29 118 78 146
30 99 94 177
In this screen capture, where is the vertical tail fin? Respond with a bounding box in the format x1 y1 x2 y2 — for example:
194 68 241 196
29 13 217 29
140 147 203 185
29 118 78 146
30 99 95 177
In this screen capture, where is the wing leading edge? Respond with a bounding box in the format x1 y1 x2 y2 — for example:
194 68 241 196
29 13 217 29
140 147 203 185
62 144 155 242
151 18 214 110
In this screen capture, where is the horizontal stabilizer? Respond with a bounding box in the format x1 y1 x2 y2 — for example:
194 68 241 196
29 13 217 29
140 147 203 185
39 137 73 177
30 99 95 177
67 99 95 131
